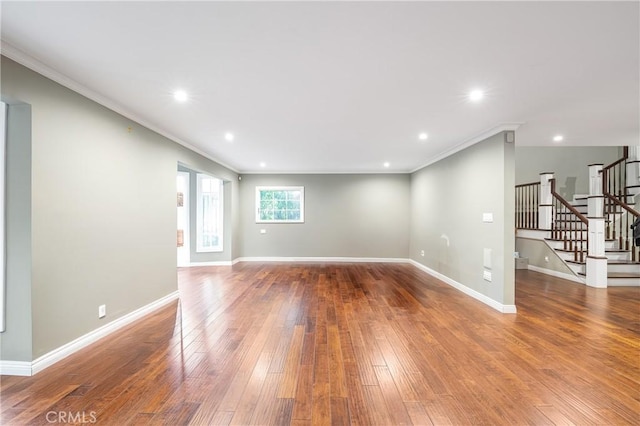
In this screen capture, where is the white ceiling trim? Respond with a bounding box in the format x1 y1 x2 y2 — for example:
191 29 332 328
409 122 523 174
0 40 240 174
241 169 413 175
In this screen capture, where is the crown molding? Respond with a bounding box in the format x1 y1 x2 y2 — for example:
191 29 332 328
0 40 240 174
409 122 524 174
239 169 413 175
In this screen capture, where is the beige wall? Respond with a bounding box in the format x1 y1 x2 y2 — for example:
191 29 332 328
1 57 238 359
238 174 410 259
410 132 515 306
516 238 574 275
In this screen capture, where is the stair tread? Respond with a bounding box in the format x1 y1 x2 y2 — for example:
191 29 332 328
545 238 616 242
565 260 640 266
607 272 640 279
578 272 640 278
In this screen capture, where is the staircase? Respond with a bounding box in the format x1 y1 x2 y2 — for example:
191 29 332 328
515 146 640 287
558 194 639 286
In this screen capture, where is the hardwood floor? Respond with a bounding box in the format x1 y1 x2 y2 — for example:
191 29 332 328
1 263 639 425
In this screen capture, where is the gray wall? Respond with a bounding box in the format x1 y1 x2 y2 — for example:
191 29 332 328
515 238 573 275
0 103 33 362
515 146 620 200
1 57 238 360
238 174 410 259
410 132 515 306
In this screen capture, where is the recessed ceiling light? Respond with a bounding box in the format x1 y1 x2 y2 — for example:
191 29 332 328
553 135 564 142
224 132 234 142
469 89 484 102
383 162 390 168
173 90 188 103
259 162 266 168
418 133 428 141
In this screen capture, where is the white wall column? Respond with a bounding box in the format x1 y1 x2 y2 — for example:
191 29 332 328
539 172 554 230
586 217 607 288
586 163 607 287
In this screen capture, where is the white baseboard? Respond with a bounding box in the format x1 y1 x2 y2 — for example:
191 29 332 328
0 360 32 376
232 256 412 264
186 261 233 267
409 260 517 314
0 290 179 377
527 264 585 284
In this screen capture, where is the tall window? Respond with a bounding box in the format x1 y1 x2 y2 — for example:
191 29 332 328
196 174 223 252
256 186 304 223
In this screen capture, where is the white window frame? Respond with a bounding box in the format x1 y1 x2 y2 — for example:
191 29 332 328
255 186 305 223
196 174 224 252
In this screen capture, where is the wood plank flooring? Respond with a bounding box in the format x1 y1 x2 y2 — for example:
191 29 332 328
1 264 639 425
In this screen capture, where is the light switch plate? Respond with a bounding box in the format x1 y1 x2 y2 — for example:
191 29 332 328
482 213 493 223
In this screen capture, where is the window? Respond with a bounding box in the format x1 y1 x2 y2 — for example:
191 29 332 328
196 174 224 252
256 186 304 223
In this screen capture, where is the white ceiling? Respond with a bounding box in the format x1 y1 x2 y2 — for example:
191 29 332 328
1 1 638 173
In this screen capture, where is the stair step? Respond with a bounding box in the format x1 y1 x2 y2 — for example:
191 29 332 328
606 272 640 287
577 272 640 278
605 251 632 261
554 249 587 262
550 249 630 262
565 260 585 274
545 238 618 250
577 271 640 286
607 272 640 278
611 193 637 201
608 262 640 274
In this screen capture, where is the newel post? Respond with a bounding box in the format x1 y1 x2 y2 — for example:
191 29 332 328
586 164 607 288
539 172 554 230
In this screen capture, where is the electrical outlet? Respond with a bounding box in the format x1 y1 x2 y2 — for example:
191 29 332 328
483 270 492 282
260 229 267 234
98 304 106 318
544 256 549 262
420 250 425 257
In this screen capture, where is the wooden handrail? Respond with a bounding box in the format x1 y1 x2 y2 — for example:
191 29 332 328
550 179 588 224
603 191 640 217
515 181 539 188
601 146 628 173
601 148 639 217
